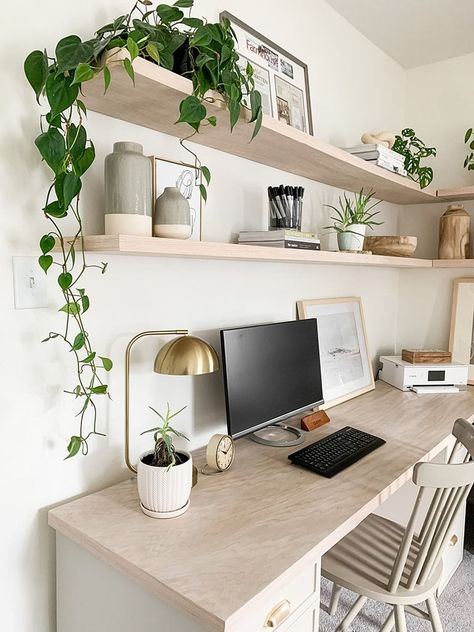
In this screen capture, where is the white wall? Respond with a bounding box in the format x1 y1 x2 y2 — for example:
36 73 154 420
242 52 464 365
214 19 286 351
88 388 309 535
396 52 474 350
0 2 408 631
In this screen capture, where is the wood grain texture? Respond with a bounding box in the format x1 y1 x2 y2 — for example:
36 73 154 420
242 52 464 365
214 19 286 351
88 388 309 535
363 236 417 257
54 235 434 268
81 58 438 205
433 259 474 268
438 186 474 201
301 410 330 431
401 350 452 364
48 383 474 631
438 205 470 260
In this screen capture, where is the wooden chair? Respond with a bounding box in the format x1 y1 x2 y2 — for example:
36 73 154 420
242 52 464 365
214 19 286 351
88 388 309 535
322 418 474 632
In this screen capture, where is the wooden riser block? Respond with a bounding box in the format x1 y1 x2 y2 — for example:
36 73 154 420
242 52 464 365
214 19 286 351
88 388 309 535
301 410 330 432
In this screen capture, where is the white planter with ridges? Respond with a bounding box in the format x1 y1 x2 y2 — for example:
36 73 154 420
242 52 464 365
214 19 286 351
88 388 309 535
337 224 367 251
137 450 192 517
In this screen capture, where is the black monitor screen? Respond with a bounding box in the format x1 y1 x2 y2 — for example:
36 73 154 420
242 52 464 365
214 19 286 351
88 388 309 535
220 319 323 438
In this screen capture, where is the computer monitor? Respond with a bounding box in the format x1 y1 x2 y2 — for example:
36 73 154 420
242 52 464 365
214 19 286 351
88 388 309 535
220 319 323 445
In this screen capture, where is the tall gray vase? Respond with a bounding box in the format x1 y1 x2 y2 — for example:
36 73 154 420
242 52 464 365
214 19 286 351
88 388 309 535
104 141 152 236
153 187 193 239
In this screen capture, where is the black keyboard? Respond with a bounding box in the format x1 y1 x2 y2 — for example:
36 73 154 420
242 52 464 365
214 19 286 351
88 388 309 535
288 426 386 478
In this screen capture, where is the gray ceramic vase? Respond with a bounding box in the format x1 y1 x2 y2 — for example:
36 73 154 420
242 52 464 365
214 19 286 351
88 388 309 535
154 187 193 239
104 141 152 236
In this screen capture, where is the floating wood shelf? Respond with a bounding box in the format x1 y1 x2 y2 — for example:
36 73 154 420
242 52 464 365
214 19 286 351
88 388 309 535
63 235 433 268
82 57 438 206
433 259 474 268
437 186 474 201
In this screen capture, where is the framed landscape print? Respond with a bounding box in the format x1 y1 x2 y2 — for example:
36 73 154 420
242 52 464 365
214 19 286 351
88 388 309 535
297 297 375 407
449 277 474 384
150 156 202 241
220 11 313 135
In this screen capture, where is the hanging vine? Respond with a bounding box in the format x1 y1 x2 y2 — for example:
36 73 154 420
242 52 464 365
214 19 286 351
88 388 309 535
24 0 262 457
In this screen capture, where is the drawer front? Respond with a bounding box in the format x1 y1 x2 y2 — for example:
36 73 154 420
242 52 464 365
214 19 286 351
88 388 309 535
284 607 315 632
227 559 319 632
437 503 466 595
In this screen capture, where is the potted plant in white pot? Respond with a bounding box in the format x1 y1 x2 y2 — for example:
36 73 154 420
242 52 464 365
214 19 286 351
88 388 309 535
138 403 192 519
325 189 383 252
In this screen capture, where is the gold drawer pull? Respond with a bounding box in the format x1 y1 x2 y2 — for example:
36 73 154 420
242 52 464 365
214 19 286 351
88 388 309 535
449 534 458 547
264 600 291 628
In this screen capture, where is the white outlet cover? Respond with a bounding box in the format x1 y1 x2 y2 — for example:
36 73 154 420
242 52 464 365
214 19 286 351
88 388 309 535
12 256 48 309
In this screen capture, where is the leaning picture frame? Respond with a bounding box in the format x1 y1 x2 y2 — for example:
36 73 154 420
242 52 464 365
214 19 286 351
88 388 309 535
149 155 203 241
297 297 375 408
449 277 474 384
220 11 314 135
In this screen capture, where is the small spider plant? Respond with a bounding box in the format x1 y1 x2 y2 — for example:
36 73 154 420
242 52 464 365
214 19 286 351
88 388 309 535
324 189 383 234
141 403 188 468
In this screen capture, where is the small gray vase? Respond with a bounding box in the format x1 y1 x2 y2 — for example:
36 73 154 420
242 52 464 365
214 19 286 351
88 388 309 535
154 187 193 239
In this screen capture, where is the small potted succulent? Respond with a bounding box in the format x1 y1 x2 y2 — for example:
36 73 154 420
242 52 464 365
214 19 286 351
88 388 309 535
138 403 192 518
325 189 383 252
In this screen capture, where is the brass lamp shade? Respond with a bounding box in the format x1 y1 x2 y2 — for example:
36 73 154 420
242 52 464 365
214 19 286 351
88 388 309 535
154 335 219 376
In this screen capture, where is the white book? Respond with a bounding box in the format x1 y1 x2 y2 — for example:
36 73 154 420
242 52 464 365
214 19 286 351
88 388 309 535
344 144 405 164
239 229 318 242
366 157 407 177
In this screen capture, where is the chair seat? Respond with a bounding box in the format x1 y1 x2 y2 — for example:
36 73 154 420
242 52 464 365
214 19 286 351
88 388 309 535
322 513 443 605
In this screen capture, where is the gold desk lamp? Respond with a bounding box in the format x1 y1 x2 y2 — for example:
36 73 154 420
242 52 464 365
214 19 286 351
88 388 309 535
125 330 219 473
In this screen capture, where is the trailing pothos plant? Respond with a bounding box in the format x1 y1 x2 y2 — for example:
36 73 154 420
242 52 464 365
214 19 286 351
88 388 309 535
24 0 262 458
392 128 437 189
463 127 474 171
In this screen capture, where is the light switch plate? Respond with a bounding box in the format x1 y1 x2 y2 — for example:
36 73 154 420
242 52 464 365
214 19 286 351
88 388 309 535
12 256 48 309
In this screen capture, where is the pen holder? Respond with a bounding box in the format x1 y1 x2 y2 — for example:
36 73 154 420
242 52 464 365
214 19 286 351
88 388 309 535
268 202 302 231
268 186 303 231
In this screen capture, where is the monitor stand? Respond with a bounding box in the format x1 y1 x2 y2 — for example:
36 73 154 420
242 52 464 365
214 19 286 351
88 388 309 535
249 423 304 447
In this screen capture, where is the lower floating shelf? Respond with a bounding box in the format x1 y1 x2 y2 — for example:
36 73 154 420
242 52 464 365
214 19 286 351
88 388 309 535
433 259 474 268
64 235 434 269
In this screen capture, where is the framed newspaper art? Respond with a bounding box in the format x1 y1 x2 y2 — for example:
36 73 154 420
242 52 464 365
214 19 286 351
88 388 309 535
220 11 314 135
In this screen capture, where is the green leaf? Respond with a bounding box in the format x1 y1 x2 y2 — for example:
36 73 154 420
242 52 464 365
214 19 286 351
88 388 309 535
35 127 66 175
58 272 73 290
45 73 79 117
199 183 207 202
71 332 85 351
127 37 140 61
55 35 95 73
123 58 135 85
181 17 203 28
43 201 67 218
74 145 95 176
80 294 90 313
103 66 111 93
146 42 161 64
62 172 81 209
59 302 80 315
190 26 212 47
251 108 263 141
229 98 240 131
40 234 55 254
201 165 211 185
71 62 94 85
81 352 96 363
65 435 82 459
250 90 262 123
465 128 473 143
67 124 87 162
100 356 113 371
156 4 184 22
174 0 193 7
76 99 87 117
176 95 207 124
38 254 53 273
90 385 108 394
24 50 48 101
207 116 217 126
159 49 174 70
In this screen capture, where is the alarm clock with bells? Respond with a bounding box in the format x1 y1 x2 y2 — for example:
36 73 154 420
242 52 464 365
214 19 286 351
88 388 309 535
202 434 235 475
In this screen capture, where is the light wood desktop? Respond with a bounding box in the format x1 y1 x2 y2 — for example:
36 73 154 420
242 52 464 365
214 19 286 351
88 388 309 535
49 382 474 632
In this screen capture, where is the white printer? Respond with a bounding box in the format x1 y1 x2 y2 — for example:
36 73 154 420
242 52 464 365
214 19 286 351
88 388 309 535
379 355 468 393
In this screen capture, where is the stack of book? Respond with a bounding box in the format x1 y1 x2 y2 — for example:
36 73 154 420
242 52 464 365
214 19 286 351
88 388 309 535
343 144 407 177
238 229 321 250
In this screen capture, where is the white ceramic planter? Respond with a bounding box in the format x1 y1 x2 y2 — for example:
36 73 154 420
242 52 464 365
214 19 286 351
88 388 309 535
337 224 367 252
137 450 192 518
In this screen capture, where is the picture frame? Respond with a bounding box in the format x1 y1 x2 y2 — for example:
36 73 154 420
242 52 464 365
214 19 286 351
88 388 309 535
297 297 375 408
150 155 203 241
220 11 314 135
449 277 474 384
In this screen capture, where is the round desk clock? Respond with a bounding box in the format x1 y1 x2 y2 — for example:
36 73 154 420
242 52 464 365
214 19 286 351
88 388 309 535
202 433 235 475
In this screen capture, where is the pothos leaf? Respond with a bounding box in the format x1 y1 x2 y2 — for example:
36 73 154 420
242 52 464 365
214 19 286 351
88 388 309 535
65 435 82 459
24 50 48 101
38 254 53 273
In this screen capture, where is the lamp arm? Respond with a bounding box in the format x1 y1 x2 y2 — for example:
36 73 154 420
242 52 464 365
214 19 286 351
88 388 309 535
125 329 188 474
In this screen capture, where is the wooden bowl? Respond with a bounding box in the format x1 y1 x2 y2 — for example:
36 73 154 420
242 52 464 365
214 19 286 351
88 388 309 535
363 235 417 257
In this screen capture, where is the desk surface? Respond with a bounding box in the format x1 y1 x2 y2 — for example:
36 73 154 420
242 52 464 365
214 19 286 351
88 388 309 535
49 383 474 631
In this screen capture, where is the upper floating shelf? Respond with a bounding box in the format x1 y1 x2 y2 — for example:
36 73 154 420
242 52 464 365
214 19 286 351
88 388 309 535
82 58 438 206
437 186 474 201
67 234 433 268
